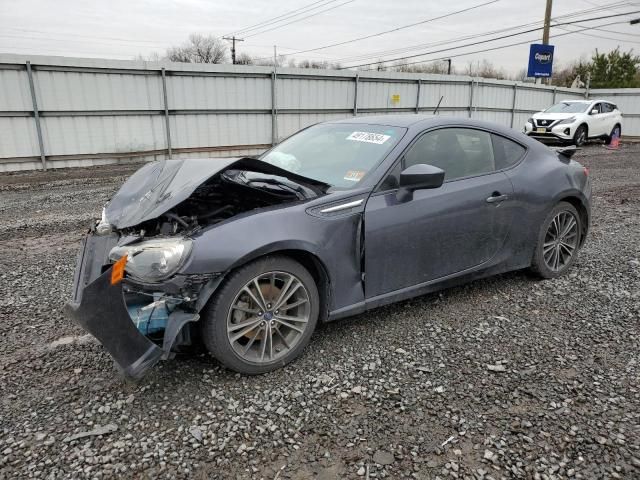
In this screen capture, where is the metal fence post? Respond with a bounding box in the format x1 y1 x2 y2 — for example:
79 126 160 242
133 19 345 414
468 78 475 118
161 68 172 159
510 83 518 128
353 73 359 116
415 79 421 114
271 70 278 145
25 61 47 170
552 86 557 105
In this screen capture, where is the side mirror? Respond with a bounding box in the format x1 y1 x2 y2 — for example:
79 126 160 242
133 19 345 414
397 164 445 202
591 108 599 115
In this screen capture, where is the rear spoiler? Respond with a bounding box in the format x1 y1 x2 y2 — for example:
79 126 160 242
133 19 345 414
550 145 578 159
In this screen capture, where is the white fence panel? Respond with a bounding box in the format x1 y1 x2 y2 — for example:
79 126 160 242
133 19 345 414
0 53 637 173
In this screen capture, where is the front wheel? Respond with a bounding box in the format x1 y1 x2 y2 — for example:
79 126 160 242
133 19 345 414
573 125 588 146
201 255 319 374
530 202 582 279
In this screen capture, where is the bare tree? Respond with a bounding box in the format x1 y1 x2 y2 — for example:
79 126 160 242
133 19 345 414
133 52 163 62
393 60 453 74
166 33 227 64
235 52 254 65
465 59 507 79
295 59 342 70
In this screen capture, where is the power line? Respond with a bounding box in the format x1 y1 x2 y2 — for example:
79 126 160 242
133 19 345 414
251 0 500 61
242 0 356 38
339 10 640 69
252 0 631 62
572 24 640 36
556 24 640 43
331 23 541 64
224 0 343 37
355 19 629 71
330 0 636 64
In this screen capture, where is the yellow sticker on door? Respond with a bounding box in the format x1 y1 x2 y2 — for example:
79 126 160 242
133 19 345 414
344 170 366 182
391 94 401 105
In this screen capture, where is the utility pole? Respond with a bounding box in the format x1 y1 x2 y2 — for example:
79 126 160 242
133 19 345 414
223 36 244 64
542 0 553 45
446 58 452 75
541 0 553 85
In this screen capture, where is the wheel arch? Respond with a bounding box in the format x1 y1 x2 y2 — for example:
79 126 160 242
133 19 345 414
225 245 332 323
558 195 589 247
578 122 589 135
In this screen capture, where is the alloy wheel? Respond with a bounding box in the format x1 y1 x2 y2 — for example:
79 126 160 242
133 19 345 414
226 271 311 364
543 211 579 272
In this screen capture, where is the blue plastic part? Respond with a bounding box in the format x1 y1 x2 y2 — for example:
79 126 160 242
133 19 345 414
127 294 170 335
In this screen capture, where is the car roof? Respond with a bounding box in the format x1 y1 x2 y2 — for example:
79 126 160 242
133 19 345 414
329 114 437 127
326 115 524 138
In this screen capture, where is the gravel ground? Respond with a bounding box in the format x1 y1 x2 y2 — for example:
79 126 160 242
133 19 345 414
0 144 638 480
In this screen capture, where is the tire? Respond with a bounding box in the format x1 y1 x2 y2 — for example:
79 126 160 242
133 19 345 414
605 124 621 145
201 255 319 374
573 124 588 146
530 201 582 279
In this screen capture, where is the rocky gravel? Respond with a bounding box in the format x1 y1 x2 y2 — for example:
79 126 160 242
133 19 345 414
1 144 639 479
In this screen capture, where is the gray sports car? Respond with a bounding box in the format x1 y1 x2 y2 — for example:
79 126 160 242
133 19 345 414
66 115 591 378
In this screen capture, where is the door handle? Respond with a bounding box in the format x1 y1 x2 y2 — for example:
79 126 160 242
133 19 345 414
486 193 509 204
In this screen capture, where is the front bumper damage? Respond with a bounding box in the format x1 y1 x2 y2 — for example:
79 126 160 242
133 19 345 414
65 233 220 380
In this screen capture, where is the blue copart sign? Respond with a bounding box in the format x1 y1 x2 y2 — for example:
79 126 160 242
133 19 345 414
527 44 554 78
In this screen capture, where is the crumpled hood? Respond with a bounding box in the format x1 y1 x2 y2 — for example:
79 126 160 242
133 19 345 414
104 157 329 229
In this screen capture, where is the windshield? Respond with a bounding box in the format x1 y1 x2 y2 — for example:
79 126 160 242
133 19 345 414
544 102 590 114
260 123 406 189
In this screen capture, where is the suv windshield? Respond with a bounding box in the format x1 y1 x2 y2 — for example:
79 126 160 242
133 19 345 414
261 123 406 189
545 102 590 113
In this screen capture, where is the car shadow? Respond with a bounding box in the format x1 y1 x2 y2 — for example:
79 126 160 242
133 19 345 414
159 268 537 383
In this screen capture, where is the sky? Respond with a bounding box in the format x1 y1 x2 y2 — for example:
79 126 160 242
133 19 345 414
0 0 639 74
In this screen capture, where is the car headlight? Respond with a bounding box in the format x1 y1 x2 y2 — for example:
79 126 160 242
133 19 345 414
109 238 192 282
527 118 535 126
556 116 576 126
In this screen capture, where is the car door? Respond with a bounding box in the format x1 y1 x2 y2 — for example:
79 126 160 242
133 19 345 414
588 102 606 136
601 102 615 135
363 127 516 299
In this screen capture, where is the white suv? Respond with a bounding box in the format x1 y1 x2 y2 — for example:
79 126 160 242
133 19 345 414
523 99 622 146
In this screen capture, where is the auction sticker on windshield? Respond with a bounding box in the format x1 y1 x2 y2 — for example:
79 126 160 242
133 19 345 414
346 131 391 144
343 170 366 182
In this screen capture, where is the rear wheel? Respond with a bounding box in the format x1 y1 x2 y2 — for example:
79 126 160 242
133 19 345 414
605 124 621 145
201 255 319 374
573 124 588 146
530 202 582 279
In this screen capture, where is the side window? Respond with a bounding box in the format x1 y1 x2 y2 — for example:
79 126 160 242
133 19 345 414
603 103 614 113
591 103 601 114
403 128 496 181
492 134 526 170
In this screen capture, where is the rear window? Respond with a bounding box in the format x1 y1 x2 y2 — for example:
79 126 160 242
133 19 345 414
492 134 526 170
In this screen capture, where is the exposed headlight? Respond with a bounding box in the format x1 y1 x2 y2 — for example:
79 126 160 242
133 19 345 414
109 238 192 282
556 116 576 125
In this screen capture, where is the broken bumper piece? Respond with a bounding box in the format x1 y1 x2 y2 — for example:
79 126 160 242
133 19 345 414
66 268 173 379
65 234 206 380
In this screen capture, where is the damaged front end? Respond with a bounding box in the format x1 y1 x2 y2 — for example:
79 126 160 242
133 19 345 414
65 157 328 379
65 231 220 379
